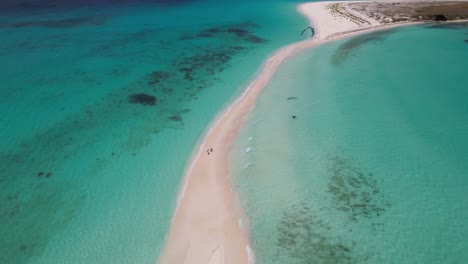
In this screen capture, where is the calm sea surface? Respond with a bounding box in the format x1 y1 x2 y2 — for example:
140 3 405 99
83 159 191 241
0 0 308 263
233 23 468 264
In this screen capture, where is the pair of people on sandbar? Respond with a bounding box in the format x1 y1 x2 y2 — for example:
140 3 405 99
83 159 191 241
207 147 213 155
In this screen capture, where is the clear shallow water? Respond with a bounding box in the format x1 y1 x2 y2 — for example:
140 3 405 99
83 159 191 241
233 24 468 263
0 1 308 263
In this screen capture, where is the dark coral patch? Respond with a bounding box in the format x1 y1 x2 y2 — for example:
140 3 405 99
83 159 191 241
276 202 357 263
244 35 266 43
161 88 173 95
147 71 169 85
1 15 108 29
205 28 222 33
195 32 214 38
179 67 194 81
110 68 128 77
19 244 28 252
226 28 251 37
331 29 396 66
179 23 266 44
7 194 17 201
327 156 390 222
232 46 247 51
128 94 157 105
464 39 468 43
168 115 182 122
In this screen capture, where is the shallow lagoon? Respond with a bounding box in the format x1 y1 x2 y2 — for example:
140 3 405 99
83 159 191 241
233 23 468 264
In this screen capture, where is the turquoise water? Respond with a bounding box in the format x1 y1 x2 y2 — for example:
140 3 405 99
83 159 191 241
0 1 308 263
233 24 468 263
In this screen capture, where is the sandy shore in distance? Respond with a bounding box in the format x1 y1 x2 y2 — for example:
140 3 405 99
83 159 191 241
158 1 467 263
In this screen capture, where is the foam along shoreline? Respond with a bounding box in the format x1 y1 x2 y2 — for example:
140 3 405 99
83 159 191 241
158 1 468 263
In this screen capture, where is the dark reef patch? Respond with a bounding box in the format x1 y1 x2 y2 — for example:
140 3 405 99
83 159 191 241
86 29 160 59
128 93 157 105
161 88 173 95
464 39 468 44
194 32 214 38
147 71 169 85
174 44 249 86
1 15 108 29
19 244 28 252
226 28 251 37
1 157 84 264
0 0 196 13
327 156 390 222
110 68 129 77
331 29 397 66
0 33 72 54
178 22 266 44
168 115 182 122
179 67 194 81
244 35 266 43
276 202 360 263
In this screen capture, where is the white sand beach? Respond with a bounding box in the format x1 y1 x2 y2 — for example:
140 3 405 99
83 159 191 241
158 1 465 263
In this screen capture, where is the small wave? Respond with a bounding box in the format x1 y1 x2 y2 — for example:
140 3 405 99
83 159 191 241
244 162 255 169
248 136 254 142
246 245 256 264
246 147 255 153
